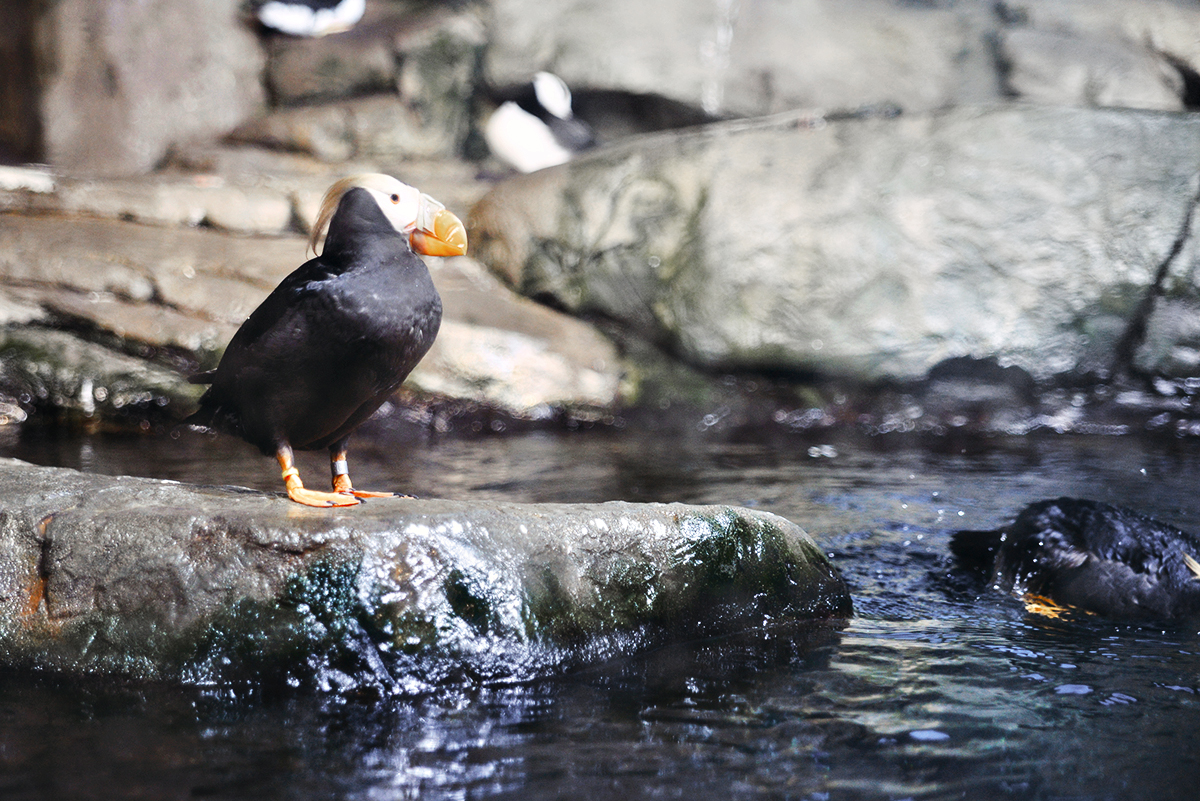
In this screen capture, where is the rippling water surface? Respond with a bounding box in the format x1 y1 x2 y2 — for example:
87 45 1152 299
2 420 1199 800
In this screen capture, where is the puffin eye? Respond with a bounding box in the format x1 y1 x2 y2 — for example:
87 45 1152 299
390 193 400 203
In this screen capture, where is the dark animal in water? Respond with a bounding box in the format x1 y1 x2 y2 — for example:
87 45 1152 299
952 497 1200 620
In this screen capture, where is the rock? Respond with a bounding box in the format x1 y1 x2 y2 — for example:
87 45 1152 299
410 257 622 416
265 0 483 110
999 0 1200 108
0 214 295 308
230 94 465 162
0 328 204 419
265 7 400 105
36 175 295 235
0 213 622 419
999 27 1184 111
5 285 235 357
0 459 851 690
0 157 492 239
2 0 265 175
483 0 1200 119
239 6 483 162
470 104 1200 384
919 356 1039 432
228 103 357 163
161 145 493 216
484 0 1000 117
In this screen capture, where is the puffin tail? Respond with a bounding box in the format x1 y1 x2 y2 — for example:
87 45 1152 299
183 389 241 438
187 369 216 385
949 528 1005 573
183 401 219 431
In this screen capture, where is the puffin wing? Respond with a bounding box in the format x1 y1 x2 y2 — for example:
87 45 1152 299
222 259 340 354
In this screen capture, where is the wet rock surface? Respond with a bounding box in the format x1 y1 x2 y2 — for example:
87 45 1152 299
0 459 850 690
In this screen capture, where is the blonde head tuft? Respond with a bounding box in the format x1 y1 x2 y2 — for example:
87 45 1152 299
307 174 413 256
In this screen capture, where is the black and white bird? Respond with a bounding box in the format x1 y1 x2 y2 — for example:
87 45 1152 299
484 72 596 173
187 174 466 507
952 497 1200 620
255 0 365 37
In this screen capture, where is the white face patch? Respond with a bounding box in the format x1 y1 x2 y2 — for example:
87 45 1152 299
532 71 574 120
360 177 421 235
308 173 423 254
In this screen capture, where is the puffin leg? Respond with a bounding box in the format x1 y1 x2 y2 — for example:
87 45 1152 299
330 442 393 498
276 444 359 507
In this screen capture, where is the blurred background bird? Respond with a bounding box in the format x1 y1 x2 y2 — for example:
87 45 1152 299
254 0 365 37
483 72 597 173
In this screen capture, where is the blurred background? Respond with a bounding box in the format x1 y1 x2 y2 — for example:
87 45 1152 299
0 0 1199 440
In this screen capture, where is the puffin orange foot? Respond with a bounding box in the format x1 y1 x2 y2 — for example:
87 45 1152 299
342 489 394 499
331 468 394 499
288 485 361 507
277 456 360 508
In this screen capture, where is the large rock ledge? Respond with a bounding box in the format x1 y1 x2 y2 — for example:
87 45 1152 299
0 459 849 692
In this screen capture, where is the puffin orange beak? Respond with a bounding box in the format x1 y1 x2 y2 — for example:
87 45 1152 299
410 199 468 257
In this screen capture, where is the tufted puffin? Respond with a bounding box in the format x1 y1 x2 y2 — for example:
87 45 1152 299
951 497 1200 620
187 174 466 507
484 72 596 173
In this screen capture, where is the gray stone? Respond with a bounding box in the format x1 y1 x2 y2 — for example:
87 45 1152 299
0 328 204 417
411 256 621 415
265 11 399 104
43 176 295 235
0 213 623 417
484 0 1001 117
484 0 1200 120
1008 0 1200 72
0 214 295 306
0 459 850 689
238 7 483 162
5 285 235 356
999 28 1184 111
0 158 491 239
18 0 266 175
231 95 464 162
228 102 357 163
265 0 483 114
470 105 1200 384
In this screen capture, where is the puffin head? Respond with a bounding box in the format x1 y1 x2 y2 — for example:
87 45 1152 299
532 71 575 120
308 173 468 258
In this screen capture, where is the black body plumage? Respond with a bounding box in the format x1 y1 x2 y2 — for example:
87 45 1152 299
188 187 441 456
952 497 1200 620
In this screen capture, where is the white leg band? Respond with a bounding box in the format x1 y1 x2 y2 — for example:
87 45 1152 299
332 459 349 476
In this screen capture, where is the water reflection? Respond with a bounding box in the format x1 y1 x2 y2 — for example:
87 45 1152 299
2 423 1200 798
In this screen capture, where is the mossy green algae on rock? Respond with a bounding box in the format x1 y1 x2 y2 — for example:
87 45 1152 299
0 459 850 691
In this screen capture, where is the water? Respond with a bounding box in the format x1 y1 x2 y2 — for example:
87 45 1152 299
2 419 1200 800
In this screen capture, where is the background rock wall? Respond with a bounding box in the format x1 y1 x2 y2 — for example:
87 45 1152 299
472 105 1200 383
2 0 1200 434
